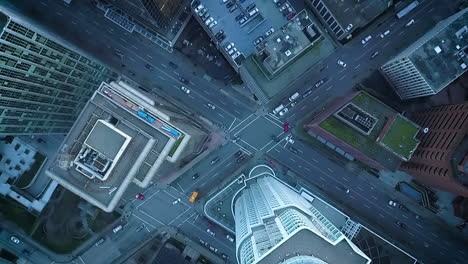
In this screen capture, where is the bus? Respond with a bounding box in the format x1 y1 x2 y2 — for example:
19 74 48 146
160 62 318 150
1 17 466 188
396 0 420 19
189 191 199 203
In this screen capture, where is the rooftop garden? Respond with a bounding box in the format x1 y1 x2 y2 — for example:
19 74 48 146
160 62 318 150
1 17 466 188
379 115 420 160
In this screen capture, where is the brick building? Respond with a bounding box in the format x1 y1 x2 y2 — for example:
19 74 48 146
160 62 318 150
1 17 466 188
400 103 468 196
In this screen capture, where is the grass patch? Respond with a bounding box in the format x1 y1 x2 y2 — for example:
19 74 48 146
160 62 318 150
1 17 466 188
168 134 185 157
0 196 37 234
15 152 46 188
380 115 420 159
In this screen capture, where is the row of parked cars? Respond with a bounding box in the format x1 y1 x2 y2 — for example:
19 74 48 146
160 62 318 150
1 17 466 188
194 3 218 29
273 0 296 20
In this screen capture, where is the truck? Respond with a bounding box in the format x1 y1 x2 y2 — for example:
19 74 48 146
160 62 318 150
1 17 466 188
396 0 420 19
189 191 199 203
273 104 284 115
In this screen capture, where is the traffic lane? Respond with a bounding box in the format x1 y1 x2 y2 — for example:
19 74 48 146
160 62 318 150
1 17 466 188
174 143 241 195
268 145 468 263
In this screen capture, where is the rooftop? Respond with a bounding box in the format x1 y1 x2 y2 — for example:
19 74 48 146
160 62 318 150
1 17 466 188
306 0 392 40
318 91 420 170
253 10 320 78
46 81 186 212
407 8 468 92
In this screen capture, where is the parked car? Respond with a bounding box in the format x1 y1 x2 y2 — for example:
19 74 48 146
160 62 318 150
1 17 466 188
288 147 298 154
253 36 264 45
205 17 214 25
279 107 288 116
224 42 234 51
210 157 220 165
206 228 216 236
168 61 178 69
228 47 238 55
192 173 200 180
283 122 289 133
388 200 398 207
209 245 218 252
145 63 153 70
265 27 275 37
370 51 379 59
315 79 325 88
194 4 204 13
179 76 189 84
181 86 190 94
208 21 218 29
239 16 248 25
236 155 245 163
286 12 296 20
229 5 238 13
361 35 372 45
199 238 208 246
135 193 145 200
95 238 105 246
279 3 290 11
234 150 243 157
345 23 353 32
207 103 216 110
235 14 244 21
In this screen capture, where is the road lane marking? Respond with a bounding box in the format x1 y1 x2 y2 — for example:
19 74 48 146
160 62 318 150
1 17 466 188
137 208 165 225
131 44 138 50
160 63 167 68
57 12 63 16
158 76 166 80
398 31 405 36
416 223 423 229
402 214 408 219
147 54 153 59
217 113 225 118
390 22 396 27
353 64 361 69
379 213 385 218
289 158 296 162
349 195 357 200
431 232 438 238
327 168 333 173
169 207 192 225
326 86 333 91
319 176 326 181
233 116 259 136
40 2 47 6
339 75 347 80
383 42 390 48
234 109 241 114
78 11 85 16
228 118 237 130
177 183 184 192
342 177 349 182
408 232 415 237
72 21 77 25
240 139 259 151
129 57 136 62
371 195 378 200
305 167 311 172
312 159 318 163
357 186 364 191
173 71 180 75
313 96 319 101
364 204 370 208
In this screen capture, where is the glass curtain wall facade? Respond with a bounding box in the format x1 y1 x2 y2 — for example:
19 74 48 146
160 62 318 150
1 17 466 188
0 11 113 135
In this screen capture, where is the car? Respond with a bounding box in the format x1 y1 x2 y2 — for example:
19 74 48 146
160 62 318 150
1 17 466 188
388 200 398 207
199 238 208 246
279 3 290 11
226 2 234 8
337 60 347 68
288 147 298 154
181 86 190 94
205 17 214 25
234 150 243 157
283 122 289 133
379 30 390 38
235 14 244 21
103 89 112 98
113 50 124 60
168 61 178 69
113 225 123 233
198 8 208 17
209 245 218 252
206 228 216 236
315 79 325 88
200 12 209 21
286 12 296 20
231 135 240 143
228 47 237 55
276 0 286 7
146 115 155 123
192 173 200 180
207 103 216 110
172 198 182 205
395 221 406 229
135 193 145 200
265 27 275 36
239 16 248 25
226 235 235 242
145 63 153 70
303 89 313 98
95 238 105 246
279 107 288 116
210 157 220 165
253 36 264 45
361 35 372 45
221 253 229 259
179 77 189 84
286 135 294 144
224 42 234 51
194 4 204 13
192 0 200 8
370 51 379 59
246 3 256 10
232 51 241 59
345 23 353 32
248 7 258 17
229 5 238 13
405 19 415 27
10 236 20 244
209 21 218 28
236 155 245 163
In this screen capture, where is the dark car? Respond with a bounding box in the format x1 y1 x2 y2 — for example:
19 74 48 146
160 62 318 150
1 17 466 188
229 5 238 13
168 61 178 69
210 157 220 165
236 155 245 163
395 221 406 229
315 77 328 88
371 51 379 59
145 63 154 70
235 14 244 21
283 121 289 133
226 2 234 8
234 150 243 157
179 77 189 84
192 173 200 180
271 135 279 142
288 147 298 154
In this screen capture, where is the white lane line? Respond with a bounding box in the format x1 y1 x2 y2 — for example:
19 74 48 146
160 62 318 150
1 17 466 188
202 89 210 95
357 186 364 191
129 57 136 62
371 195 378 200
313 96 319 101
325 86 333 91
176 183 184 192
266 138 285 153
431 232 438 238
228 119 237 130
234 109 241 115
40 2 47 6
364 204 371 208
147 54 153 59
379 213 385 218
312 158 318 163
72 21 77 25
319 176 326 181
158 76 166 80
173 71 180 76
78 11 85 16
342 177 349 182
349 195 357 200
188 94 195 99
160 63 167 68
383 42 390 48
226 161 232 167
217 113 225 118
305 167 311 172
353 64 361 69
300 105 307 110
137 208 165 225
289 157 296 162
339 75 347 80
57 12 63 16
234 116 260 136
402 214 408 219
390 22 396 27
408 232 415 237
398 31 405 36
327 168 333 173
132 44 138 50
240 139 259 151
168 207 191 225
416 223 423 229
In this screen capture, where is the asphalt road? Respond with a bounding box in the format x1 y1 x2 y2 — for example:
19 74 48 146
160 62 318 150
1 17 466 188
2 0 467 264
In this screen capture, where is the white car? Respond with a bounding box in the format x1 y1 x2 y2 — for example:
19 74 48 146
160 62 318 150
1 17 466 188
231 51 241 59
208 21 218 29
181 86 190 94
207 103 216 110
206 228 216 236
279 107 289 116
172 198 182 205
380 30 390 38
265 27 275 36
205 17 214 25
10 236 20 244
388 200 397 207
194 4 204 13
361 35 372 45
345 24 353 32
209 245 218 252
224 43 234 51
337 60 347 68
226 235 234 242
405 19 415 27
228 47 237 55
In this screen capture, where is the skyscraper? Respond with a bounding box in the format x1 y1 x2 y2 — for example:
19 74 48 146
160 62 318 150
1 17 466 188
380 8 468 100
234 175 370 264
400 102 468 196
0 7 114 135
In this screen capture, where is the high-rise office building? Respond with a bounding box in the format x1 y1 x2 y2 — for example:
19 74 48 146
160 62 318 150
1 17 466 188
380 8 468 100
400 103 468 196
0 7 114 135
234 176 370 264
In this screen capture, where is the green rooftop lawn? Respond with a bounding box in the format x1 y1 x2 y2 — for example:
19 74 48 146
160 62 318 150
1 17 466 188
379 115 420 159
319 117 374 149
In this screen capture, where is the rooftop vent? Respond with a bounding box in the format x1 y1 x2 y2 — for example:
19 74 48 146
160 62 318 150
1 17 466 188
434 46 442 54
285 50 292 56
461 63 467 69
